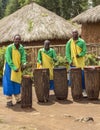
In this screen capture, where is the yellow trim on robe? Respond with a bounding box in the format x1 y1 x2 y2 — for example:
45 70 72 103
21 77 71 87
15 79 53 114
71 39 85 69
11 48 22 83
37 62 42 69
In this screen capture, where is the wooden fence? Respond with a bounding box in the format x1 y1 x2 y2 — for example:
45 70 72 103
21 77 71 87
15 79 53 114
86 43 100 56
25 43 100 68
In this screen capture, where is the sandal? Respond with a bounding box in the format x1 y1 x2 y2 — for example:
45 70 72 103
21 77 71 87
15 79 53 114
6 101 13 107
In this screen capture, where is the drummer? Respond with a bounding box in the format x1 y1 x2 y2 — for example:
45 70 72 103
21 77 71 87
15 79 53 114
37 40 57 90
65 29 87 97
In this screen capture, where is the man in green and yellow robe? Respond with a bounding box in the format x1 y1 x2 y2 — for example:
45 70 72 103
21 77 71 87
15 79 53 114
37 40 56 89
3 34 26 107
66 30 87 95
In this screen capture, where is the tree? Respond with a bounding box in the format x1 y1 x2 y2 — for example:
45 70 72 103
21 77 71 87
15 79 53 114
92 0 100 6
71 0 88 18
2 0 89 19
36 0 88 19
0 0 3 19
5 0 20 16
18 0 34 7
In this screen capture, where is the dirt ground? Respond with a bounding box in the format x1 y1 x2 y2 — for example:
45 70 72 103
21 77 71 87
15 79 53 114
0 86 100 130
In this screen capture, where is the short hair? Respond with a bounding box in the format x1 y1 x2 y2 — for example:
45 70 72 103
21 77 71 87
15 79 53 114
44 40 50 45
72 29 78 33
14 34 21 39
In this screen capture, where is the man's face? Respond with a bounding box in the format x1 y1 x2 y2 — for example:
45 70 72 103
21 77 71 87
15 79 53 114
72 30 78 40
14 35 21 45
44 41 50 51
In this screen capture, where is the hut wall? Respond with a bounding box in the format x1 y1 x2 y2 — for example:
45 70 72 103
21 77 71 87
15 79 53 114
81 23 100 55
81 22 100 43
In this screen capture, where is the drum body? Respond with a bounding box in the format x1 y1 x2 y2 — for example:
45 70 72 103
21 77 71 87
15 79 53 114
53 67 68 100
84 66 100 100
21 75 32 108
70 68 83 101
34 68 50 102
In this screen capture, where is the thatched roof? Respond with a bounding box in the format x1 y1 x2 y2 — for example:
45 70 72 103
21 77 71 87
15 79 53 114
72 5 100 24
0 2 78 43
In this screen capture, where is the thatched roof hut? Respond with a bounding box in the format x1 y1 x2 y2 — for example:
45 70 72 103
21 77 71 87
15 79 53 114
0 2 78 47
72 5 100 43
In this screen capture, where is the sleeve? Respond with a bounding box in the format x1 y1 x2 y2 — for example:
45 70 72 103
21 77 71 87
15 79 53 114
20 46 27 64
37 49 42 64
5 46 17 71
52 49 57 59
78 41 87 57
65 41 72 64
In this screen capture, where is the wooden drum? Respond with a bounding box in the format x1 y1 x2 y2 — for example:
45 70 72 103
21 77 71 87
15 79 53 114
21 75 32 108
34 68 50 102
84 66 100 100
53 67 68 100
70 67 83 101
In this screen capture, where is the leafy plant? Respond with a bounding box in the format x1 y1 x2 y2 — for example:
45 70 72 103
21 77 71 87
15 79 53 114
22 62 33 76
0 46 6 78
54 54 69 69
85 54 99 66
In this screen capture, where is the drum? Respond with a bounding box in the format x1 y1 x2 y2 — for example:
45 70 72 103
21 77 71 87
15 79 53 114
34 68 50 102
21 75 32 108
84 66 100 100
70 67 83 101
53 67 68 100
96 66 100 90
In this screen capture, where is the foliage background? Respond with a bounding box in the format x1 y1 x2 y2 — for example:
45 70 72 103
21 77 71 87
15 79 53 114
0 0 100 19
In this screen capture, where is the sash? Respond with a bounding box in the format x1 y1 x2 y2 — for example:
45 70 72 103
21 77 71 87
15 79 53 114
11 47 22 83
71 39 85 69
37 52 54 80
42 52 54 80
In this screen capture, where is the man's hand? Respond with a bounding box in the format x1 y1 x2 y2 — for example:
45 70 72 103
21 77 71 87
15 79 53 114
21 63 27 71
76 54 79 58
53 58 57 62
70 62 73 66
22 64 26 69
15 68 19 72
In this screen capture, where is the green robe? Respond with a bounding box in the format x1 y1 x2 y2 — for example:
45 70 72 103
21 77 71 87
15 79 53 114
5 43 26 71
37 48 56 64
66 38 87 65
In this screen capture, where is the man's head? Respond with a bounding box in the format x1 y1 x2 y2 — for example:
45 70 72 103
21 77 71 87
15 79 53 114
72 29 79 40
44 40 50 51
13 34 21 46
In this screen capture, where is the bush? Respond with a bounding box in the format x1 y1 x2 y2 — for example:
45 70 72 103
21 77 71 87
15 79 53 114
54 54 69 69
0 46 6 79
85 54 99 66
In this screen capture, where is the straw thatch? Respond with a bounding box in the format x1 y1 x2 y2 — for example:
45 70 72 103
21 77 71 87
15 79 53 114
72 5 100 24
0 2 77 44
